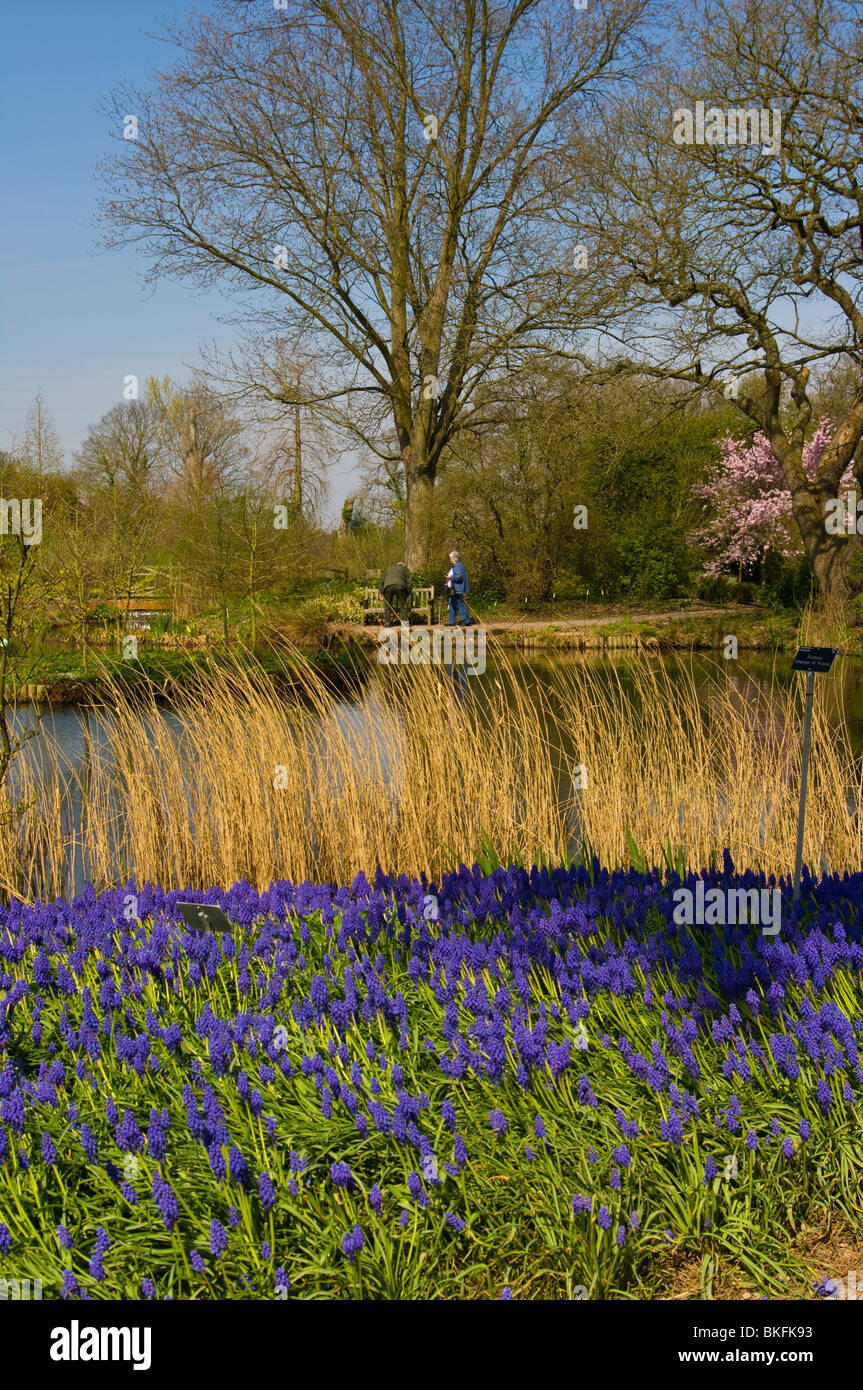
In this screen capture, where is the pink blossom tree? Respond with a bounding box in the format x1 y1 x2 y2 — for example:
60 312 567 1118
692 418 853 581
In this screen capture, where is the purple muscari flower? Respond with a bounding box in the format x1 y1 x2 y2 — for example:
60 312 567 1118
330 1160 354 1191
782 1137 794 1160
121 1182 138 1205
489 1109 507 1135
275 1267 288 1293
369 1101 390 1133
57 1224 74 1250
799 1120 810 1141
660 1111 684 1147
341 1224 364 1264
598 1206 611 1231
814 1276 840 1297
534 1114 546 1140
501 1286 513 1300
146 1115 167 1162
843 1081 854 1103
153 1178 179 1231
745 1129 758 1150
288 1178 299 1197
88 1228 109 1282
259 1172 276 1211
228 1205 240 1227
442 1099 456 1132
445 1212 465 1232
190 1249 206 1273
0 1223 11 1254
629 1211 640 1230
577 1074 598 1108
80 1124 99 1163
142 1276 156 1299
612 1144 630 1168
610 1168 621 1190
453 1132 467 1167
261 1241 272 1260
587 1145 598 1163
116 1109 143 1153
61 1268 86 1300
399 1209 409 1227
703 1155 718 1184
572 1194 591 1215
42 1132 58 1166
664 1229 674 1244
369 1184 382 1213
525 1143 536 1161
105 1097 119 1125
228 1145 249 1186
210 1220 228 1257
208 1144 226 1180
615 1225 626 1247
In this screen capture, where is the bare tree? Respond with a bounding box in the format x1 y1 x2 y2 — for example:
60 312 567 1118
21 390 64 481
74 402 163 649
99 0 651 568
147 376 246 509
75 399 161 495
562 0 863 613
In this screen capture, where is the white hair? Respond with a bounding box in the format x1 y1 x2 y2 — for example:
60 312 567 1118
449 550 460 561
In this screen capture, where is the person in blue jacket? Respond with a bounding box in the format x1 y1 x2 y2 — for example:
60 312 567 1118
444 550 472 625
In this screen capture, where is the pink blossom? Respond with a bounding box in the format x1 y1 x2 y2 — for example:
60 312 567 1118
692 418 849 577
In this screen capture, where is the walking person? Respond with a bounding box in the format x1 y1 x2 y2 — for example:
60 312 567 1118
444 551 471 626
379 560 412 626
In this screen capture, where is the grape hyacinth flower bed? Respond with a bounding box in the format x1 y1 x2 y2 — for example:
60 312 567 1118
1 853 862 1299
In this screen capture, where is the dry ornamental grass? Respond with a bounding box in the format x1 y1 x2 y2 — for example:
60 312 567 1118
2 641 860 901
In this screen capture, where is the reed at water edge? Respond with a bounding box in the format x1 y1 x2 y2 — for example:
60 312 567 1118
1 638 859 902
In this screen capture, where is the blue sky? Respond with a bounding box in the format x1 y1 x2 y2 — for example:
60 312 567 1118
0 0 351 518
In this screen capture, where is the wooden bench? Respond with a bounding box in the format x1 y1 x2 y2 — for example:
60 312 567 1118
362 587 386 624
411 586 434 625
362 585 435 625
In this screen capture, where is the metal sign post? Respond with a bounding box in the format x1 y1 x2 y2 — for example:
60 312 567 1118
791 647 838 900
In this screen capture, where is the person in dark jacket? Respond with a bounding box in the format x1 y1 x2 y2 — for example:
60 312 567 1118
379 560 412 625
444 550 471 625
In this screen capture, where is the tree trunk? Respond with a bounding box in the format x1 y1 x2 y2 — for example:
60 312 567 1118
794 494 856 618
403 456 435 571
